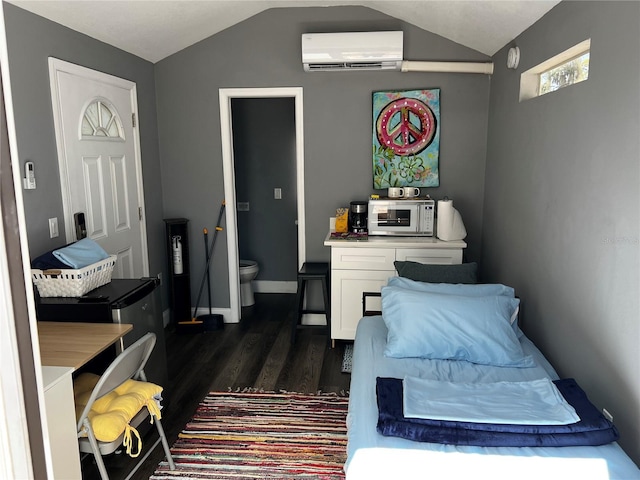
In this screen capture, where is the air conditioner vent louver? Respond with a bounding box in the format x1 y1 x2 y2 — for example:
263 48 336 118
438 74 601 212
348 62 383 69
307 63 345 71
302 31 403 72
306 61 399 72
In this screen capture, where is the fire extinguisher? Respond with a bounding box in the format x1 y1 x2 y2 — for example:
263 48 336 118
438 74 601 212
172 235 183 275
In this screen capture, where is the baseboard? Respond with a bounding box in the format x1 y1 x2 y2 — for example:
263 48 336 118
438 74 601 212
253 280 297 294
183 303 322 326
193 307 236 323
164 307 238 326
166 307 236 324
301 313 328 326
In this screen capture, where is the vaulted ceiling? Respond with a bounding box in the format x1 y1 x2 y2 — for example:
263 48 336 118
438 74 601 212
7 0 560 63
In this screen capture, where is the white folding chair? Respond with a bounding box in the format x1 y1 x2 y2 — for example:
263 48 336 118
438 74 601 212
75 332 176 480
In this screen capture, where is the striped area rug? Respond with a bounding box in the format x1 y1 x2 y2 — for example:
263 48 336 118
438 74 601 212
150 390 349 479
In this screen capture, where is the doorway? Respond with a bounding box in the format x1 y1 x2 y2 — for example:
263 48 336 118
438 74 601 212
232 97 297 296
219 88 305 323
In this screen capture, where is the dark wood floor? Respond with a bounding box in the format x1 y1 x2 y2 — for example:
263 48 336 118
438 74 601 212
81 293 351 480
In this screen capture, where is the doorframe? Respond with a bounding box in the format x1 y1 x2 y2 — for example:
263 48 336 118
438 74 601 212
48 57 149 275
219 87 305 323
0 10 41 473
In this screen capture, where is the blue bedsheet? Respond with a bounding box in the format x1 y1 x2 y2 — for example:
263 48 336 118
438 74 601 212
376 377 619 447
345 316 639 479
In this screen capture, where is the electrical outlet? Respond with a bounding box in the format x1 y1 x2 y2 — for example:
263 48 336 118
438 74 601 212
48 217 59 238
602 408 613 422
237 202 250 211
274 188 282 200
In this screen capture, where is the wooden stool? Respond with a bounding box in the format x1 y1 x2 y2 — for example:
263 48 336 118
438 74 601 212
291 262 331 346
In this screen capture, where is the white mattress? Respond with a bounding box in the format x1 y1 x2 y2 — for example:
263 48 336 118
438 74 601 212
346 316 639 479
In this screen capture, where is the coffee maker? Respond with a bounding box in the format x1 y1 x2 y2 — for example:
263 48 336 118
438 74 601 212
349 201 368 234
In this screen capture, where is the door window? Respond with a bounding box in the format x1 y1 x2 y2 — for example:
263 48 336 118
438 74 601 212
81 99 124 140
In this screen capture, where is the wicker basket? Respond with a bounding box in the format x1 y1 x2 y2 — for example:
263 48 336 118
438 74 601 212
32 255 117 297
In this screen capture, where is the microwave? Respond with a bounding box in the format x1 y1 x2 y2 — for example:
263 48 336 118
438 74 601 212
368 199 435 236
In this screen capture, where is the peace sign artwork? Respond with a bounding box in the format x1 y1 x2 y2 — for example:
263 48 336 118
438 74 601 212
372 88 440 189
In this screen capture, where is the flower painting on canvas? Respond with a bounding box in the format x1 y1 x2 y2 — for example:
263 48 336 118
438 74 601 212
372 88 440 189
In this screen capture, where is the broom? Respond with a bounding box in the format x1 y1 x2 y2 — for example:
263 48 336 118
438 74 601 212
179 200 226 326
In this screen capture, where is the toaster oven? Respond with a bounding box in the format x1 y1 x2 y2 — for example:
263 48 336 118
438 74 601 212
368 199 435 236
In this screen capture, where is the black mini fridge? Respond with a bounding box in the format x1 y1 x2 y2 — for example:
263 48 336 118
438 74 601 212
36 278 169 399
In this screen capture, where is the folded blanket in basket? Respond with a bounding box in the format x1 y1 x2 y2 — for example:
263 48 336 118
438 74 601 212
53 238 110 269
377 377 619 447
31 250 70 270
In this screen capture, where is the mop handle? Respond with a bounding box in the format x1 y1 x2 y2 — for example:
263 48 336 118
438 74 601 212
205 201 226 268
204 229 212 314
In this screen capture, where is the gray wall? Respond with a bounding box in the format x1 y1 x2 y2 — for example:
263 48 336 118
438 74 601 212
483 1 639 464
3 3 167 293
155 6 491 308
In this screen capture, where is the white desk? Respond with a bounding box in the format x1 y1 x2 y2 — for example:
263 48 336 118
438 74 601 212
38 321 132 369
42 366 81 479
39 322 133 479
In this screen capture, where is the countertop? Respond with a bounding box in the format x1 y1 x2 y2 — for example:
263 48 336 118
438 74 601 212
324 232 467 249
38 321 133 369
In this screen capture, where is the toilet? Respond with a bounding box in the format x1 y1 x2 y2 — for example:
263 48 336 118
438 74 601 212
239 260 259 307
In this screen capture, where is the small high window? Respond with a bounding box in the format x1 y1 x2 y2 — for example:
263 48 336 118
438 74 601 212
539 52 590 95
520 39 591 102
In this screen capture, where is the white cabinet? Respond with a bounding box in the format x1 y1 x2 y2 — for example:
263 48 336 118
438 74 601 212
42 366 82 479
331 268 391 340
331 247 395 270
325 235 466 341
396 247 462 264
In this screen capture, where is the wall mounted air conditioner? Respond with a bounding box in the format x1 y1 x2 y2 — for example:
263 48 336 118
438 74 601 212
302 31 403 72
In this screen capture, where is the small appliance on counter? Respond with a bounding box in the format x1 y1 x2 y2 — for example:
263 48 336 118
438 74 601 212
368 198 435 236
436 198 467 241
349 201 368 234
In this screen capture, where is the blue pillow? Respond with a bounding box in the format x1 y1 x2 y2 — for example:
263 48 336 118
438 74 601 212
387 276 515 298
386 276 522 336
381 286 534 367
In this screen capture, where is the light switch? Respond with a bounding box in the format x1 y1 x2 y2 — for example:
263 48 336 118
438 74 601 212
48 217 59 238
274 188 282 200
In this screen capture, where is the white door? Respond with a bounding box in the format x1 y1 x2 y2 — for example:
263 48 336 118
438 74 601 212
49 58 148 278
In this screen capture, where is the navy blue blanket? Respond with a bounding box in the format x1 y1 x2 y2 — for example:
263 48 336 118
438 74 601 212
31 249 71 270
376 377 619 447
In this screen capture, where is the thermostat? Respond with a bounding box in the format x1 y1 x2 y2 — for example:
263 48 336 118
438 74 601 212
23 161 36 189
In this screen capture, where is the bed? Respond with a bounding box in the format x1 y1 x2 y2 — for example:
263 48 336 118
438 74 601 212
345 273 639 480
